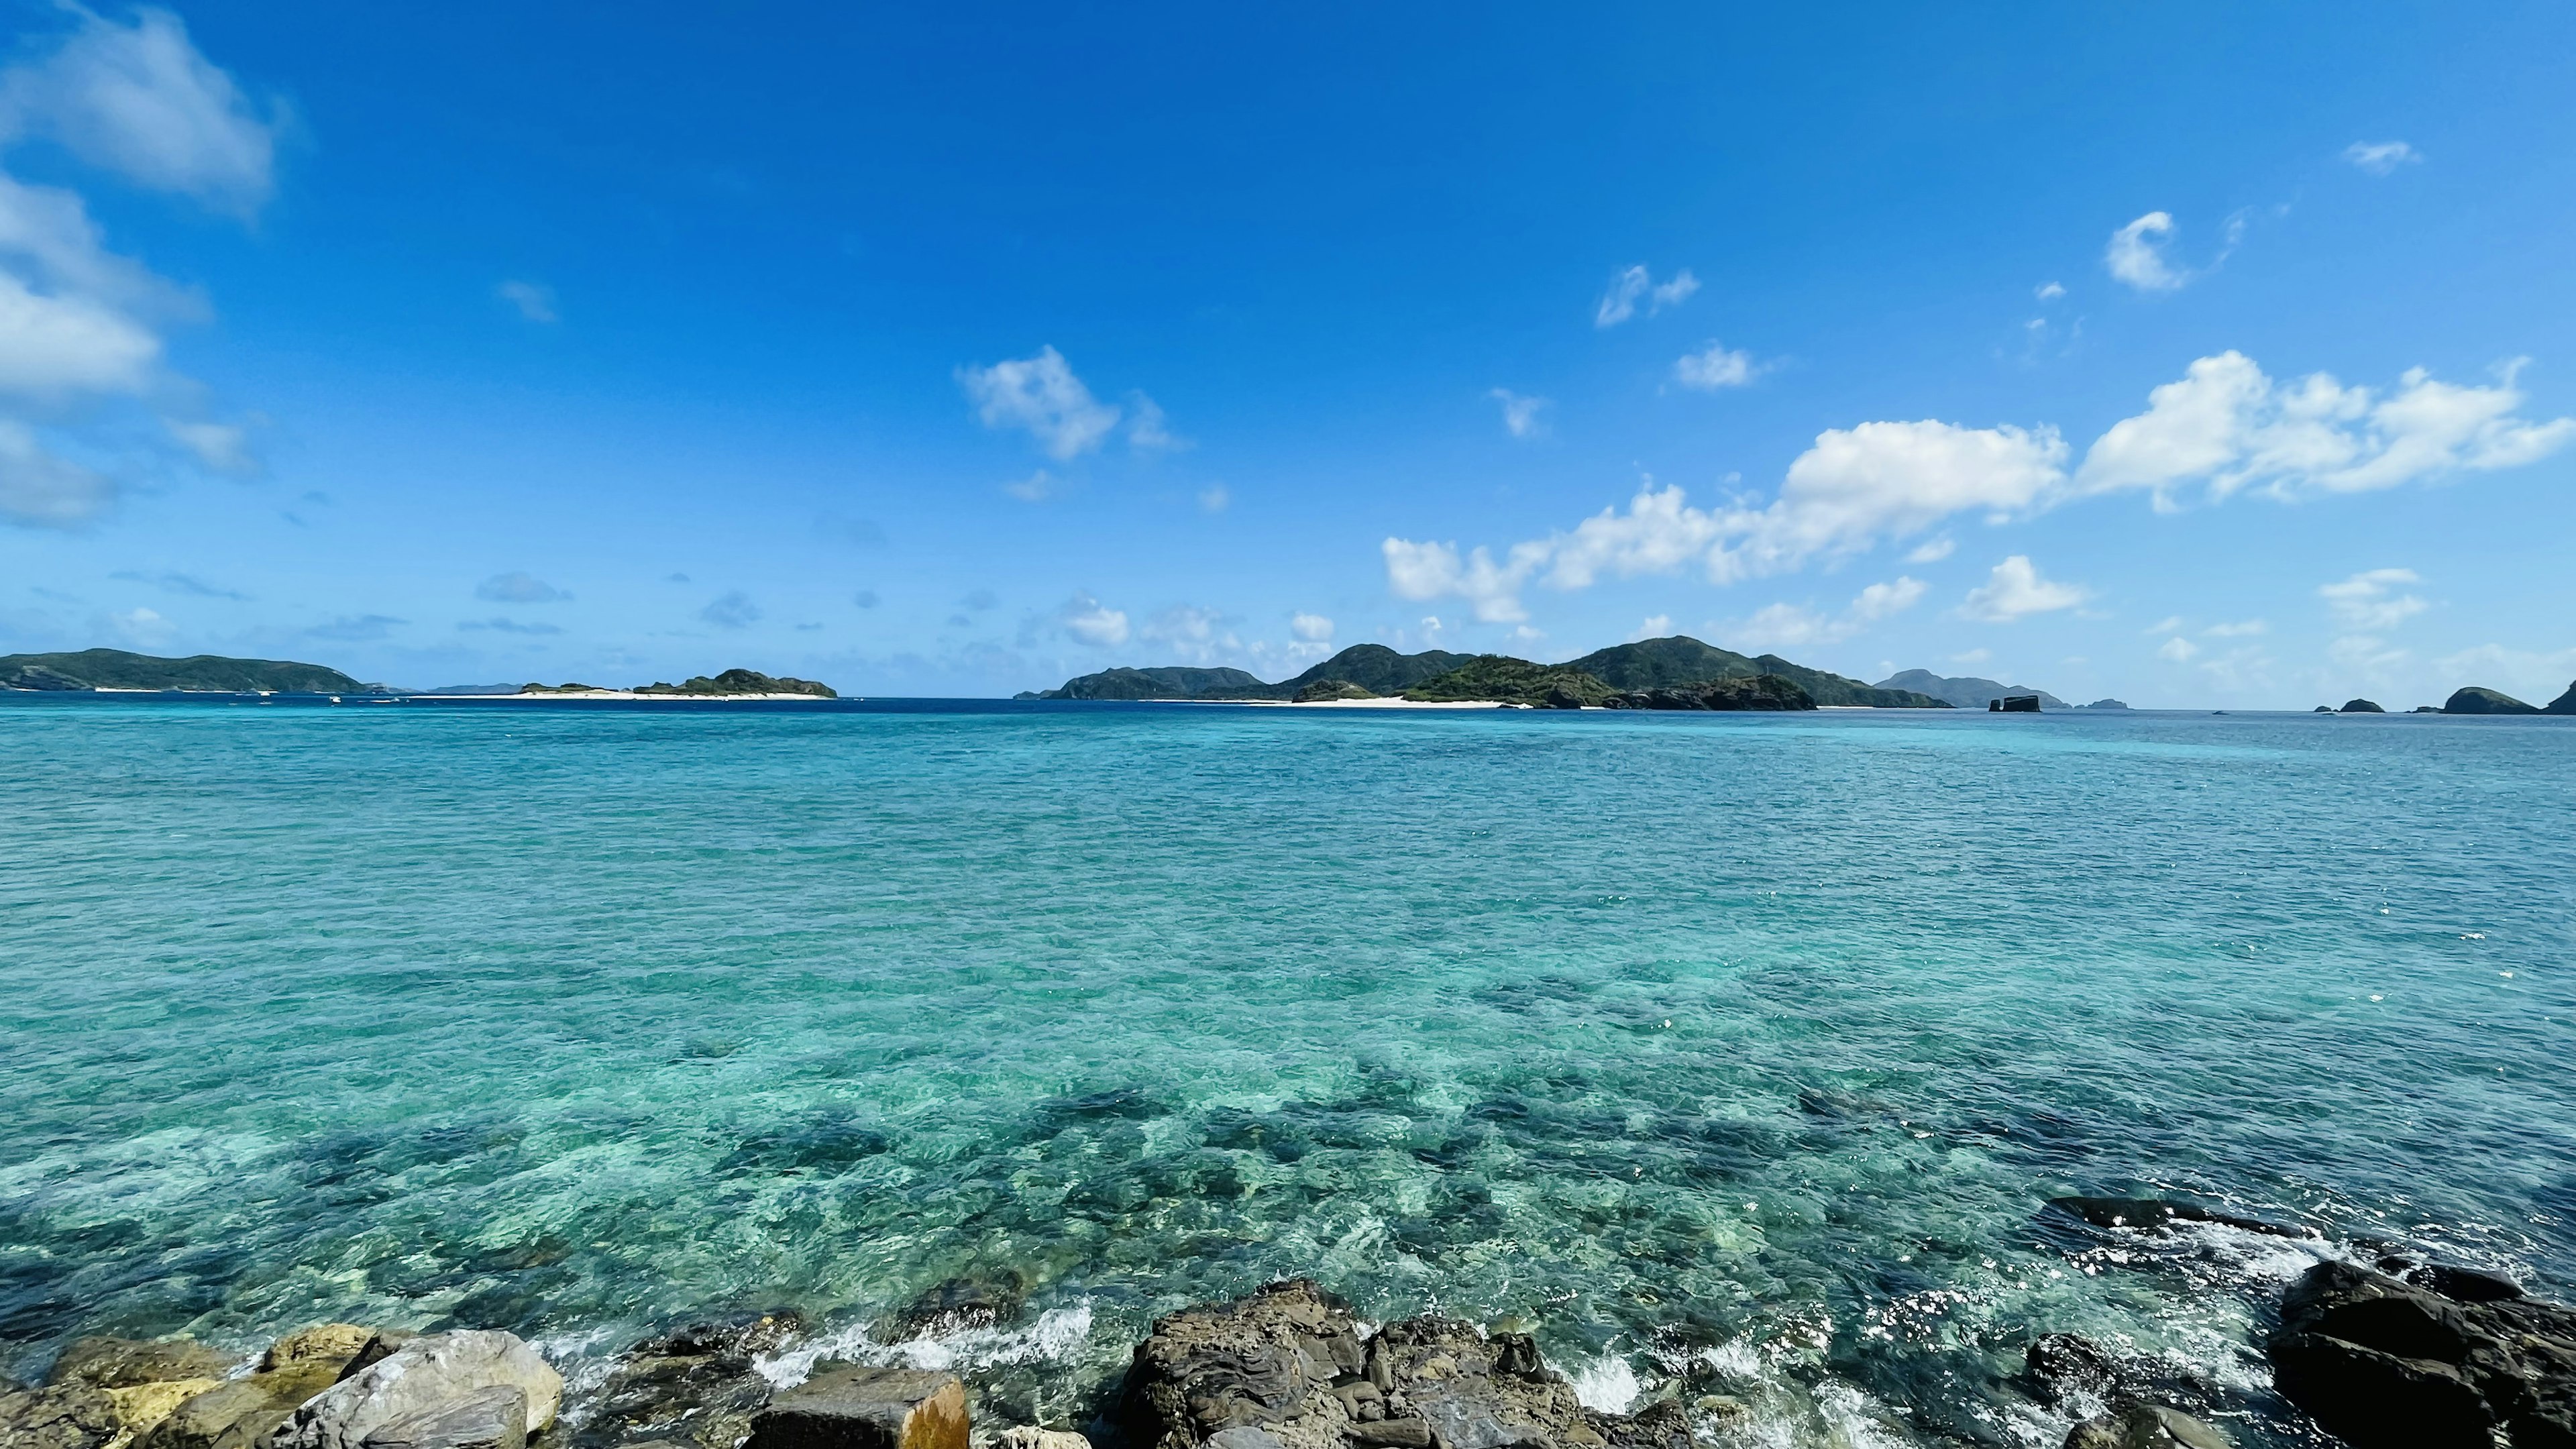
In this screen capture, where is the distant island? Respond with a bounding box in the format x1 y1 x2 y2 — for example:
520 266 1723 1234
1020 636 1953 709
1874 668 2071 710
0 649 366 694
516 669 837 699
2442 683 2576 715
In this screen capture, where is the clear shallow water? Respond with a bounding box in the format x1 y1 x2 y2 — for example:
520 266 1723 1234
3 698 2572 1447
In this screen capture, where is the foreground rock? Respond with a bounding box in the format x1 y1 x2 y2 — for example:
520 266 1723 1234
134 1326 384 1449
2062 1404 2228 1449
1119 1279 1691 1449
2268 1258 2576 1448
573 1314 799 1449
745 1365 966 1449
274 1332 561 1449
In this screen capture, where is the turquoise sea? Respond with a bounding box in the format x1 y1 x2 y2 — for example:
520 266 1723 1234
3 698 2571 1447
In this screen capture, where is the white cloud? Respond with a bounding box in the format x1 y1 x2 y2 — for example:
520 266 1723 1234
2344 141 2420 176
2076 352 2574 504
477 572 569 604
496 280 556 323
1489 388 1548 439
2035 281 2065 301
2157 636 2199 663
1905 535 1955 563
1138 604 1236 663
162 416 252 474
1672 341 1758 391
1960 556 2088 623
0 418 111 525
2318 568 2426 631
958 345 1122 460
109 603 172 647
2105 211 2187 292
1005 468 1056 502
0 7 286 215
2143 616 2184 635
1593 265 1697 327
1714 421 2068 580
2327 633 2409 678
1058 590 1129 647
2202 619 2266 637
700 590 761 629
1196 484 1228 513
1631 614 1672 641
1381 535 1546 623
1715 576 1925 651
1290 612 1333 643
1126 392 1185 451
0 266 158 393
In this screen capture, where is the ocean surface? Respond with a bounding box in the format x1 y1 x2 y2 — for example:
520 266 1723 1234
4 697 2571 1448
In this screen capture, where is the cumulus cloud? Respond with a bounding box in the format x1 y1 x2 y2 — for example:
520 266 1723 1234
2345 141 2420 175
1490 388 1548 439
1631 614 1672 641
2076 352 2573 504
1380 352 2569 621
1672 341 1758 391
1715 576 1927 651
1290 612 1333 643
108 603 172 646
2319 568 2426 631
1959 556 2088 623
1057 590 1129 647
2157 636 2198 663
959 346 1123 460
0 7 287 215
2105 211 2187 292
0 418 111 525
476 571 569 604
1594 265 1697 327
700 590 761 629
496 280 556 323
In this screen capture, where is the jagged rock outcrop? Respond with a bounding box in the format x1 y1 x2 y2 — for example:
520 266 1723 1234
573 1315 799 1449
1118 1280 1690 1449
274 1332 562 1449
2444 687 2538 714
2267 1259 2576 1449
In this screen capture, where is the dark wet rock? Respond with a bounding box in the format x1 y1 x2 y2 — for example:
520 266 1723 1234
2024 1334 2118 1405
891 1278 1024 1340
2268 1258 2576 1449
0 1378 119 1449
359 1385 529 1449
45 1338 237 1389
572 1315 800 1449
744 1364 967 1449
2061 1403 2229 1449
2043 1196 2303 1237
1119 1281 1682 1449
2377 1259 2526 1305
276 1331 564 1449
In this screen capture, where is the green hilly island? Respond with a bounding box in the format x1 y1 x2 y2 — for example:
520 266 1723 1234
0 649 366 694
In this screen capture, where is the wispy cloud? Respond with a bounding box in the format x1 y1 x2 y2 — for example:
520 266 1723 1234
476 571 570 604
700 591 761 629
1715 576 1927 651
2344 141 2420 175
496 280 557 323
2105 211 2187 291
1594 265 1699 327
1489 388 1548 439
957 345 1125 460
110 568 247 600
458 616 561 635
2319 568 2426 631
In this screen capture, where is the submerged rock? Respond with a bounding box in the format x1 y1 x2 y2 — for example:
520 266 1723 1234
2043 1195 2303 1237
274 1332 562 1449
2061 1403 2229 1449
2268 1259 2576 1449
2023 1334 2118 1406
745 1364 967 1449
1118 1279 1689 1449
891 1279 1023 1340
46 1340 237 1391
573 1314 800 1449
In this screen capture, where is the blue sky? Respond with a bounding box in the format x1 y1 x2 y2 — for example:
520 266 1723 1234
1 2 2571 706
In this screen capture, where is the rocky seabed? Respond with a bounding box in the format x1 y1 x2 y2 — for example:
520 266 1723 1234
7 1201 2571 1449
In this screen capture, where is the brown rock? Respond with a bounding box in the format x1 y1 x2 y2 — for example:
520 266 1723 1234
47 1341 237 1391
745 1364 968 1449
105 1380 225 1442
1344 1421 1430 1449
135 1371 340 1449
0 1379 120 1449
260 1328 381 1379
